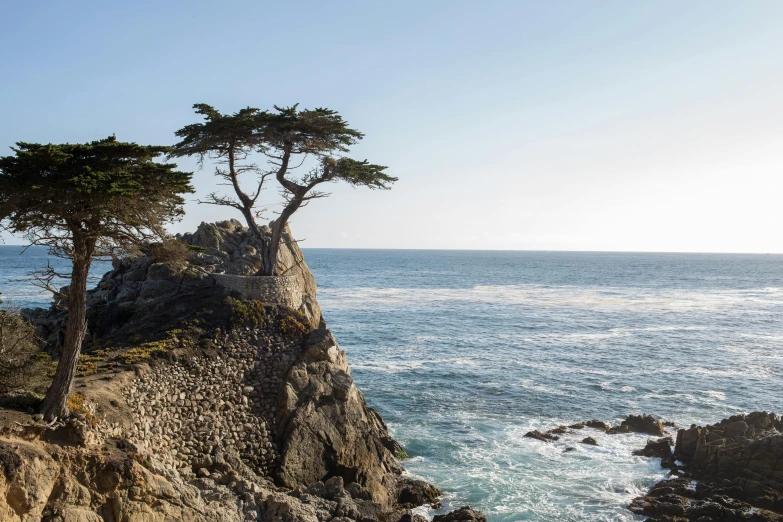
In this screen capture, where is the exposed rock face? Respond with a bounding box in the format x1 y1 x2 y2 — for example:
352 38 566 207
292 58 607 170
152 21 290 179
432 506 488 521
630 412 783 521
633 437 673 459
275 329 404 510
7 220 487 522
607 414 665 436
181 219 322 327
0 438 243 522
25 219 323 352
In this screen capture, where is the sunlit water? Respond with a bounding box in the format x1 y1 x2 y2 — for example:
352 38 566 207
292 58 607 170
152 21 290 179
2 246 782 521
304 249 783 521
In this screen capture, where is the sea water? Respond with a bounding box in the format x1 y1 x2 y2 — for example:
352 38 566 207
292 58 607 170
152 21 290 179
305 249 783 521
2 246 782 521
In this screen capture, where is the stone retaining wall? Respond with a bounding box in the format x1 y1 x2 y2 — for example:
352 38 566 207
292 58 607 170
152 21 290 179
211 274 303 309
120 327 304 478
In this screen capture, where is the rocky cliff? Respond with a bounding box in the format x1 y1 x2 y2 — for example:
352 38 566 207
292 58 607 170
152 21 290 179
2 220 465 522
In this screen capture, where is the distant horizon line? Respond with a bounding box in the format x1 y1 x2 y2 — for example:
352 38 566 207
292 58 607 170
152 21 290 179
1 244 781 256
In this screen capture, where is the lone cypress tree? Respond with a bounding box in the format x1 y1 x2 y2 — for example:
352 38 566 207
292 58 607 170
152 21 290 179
173 104 397 276
0 137 193 420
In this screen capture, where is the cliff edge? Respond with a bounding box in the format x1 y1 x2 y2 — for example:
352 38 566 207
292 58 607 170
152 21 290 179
2 220 468 522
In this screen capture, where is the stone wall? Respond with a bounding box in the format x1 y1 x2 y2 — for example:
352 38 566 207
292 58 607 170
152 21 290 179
211 274 304 310
120 326 304 479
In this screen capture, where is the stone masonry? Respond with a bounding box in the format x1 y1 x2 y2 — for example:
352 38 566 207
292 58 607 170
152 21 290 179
211 274 304 310
121 325 304 478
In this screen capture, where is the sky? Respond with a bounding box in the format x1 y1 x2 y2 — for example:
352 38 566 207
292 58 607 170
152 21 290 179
1 1 782 252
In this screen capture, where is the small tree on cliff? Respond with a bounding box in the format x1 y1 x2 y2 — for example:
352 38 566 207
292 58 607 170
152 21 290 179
0 137 193 420
172 104 397 276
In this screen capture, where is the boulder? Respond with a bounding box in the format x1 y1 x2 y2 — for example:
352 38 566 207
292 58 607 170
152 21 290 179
396 476 442 508
524 430 559 442
610 415 665 436
432 506 488 522
633 437 673 459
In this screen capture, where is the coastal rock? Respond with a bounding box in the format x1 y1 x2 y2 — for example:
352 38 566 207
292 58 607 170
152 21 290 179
25 220 324 351
633 437 673 459
397 476 442 508
584 420 609 431
6 220 485 522
275 328 404 510
524 430 559 442
581 436 598 446
608 414 665 436
629 412 783 521
432 505 488 522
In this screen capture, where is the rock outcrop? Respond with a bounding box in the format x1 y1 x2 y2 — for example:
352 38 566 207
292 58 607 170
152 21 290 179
25 219 323 353
5 220 485 521
630 412 783 521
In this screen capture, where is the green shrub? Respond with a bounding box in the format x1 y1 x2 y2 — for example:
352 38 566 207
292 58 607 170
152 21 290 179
0 305 44 394
0 391 44 412
149 237 190 267
227 297 265 327
279 315 308 340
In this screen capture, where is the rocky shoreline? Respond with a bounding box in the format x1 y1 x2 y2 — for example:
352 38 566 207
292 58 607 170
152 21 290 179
0 220 485 522
1 220 780 522
630 412 783 522
526 412 783 521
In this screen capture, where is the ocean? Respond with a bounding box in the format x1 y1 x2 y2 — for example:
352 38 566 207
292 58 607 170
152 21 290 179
2 246 782 521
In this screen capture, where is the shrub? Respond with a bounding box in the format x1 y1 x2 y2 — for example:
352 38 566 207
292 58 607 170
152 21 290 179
227 297 265 327
149 237 190 267
67 392 97 427
0 304 43 394
279 315 308 340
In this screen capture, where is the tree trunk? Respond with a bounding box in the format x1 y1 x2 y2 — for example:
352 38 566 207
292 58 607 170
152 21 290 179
257 225 281 277
256 201 300 277
40 243 93 421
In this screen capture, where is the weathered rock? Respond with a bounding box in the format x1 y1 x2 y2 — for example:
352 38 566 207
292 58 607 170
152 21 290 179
397 476 442 508
633 437 673 458
524 430 559 442
432 505 488 522
629 412 783 521
275 328 404 511
609 414 665 436
584 419 609 431
581 437 598 446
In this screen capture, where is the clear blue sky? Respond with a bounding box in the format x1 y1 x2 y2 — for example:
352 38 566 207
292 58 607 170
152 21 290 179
2 1 782 252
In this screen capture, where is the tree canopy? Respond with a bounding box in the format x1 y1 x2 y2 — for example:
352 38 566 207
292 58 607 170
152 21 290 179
0 136 193 259
0 136 193 420
172 103 397 275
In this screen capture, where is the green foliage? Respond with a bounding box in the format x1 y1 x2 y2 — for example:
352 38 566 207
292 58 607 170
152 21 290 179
127 333 143 344
172 103 396 275
121 341 169 365
279 315 308 341
0 305 47 394
0 136 194 259
119 329 181 365
0 392 44 412
67 392 97 427
76 348 109 376
149 237 191 267
227 297 265 327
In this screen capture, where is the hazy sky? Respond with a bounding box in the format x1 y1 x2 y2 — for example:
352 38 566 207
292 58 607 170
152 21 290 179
1 1 782 252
